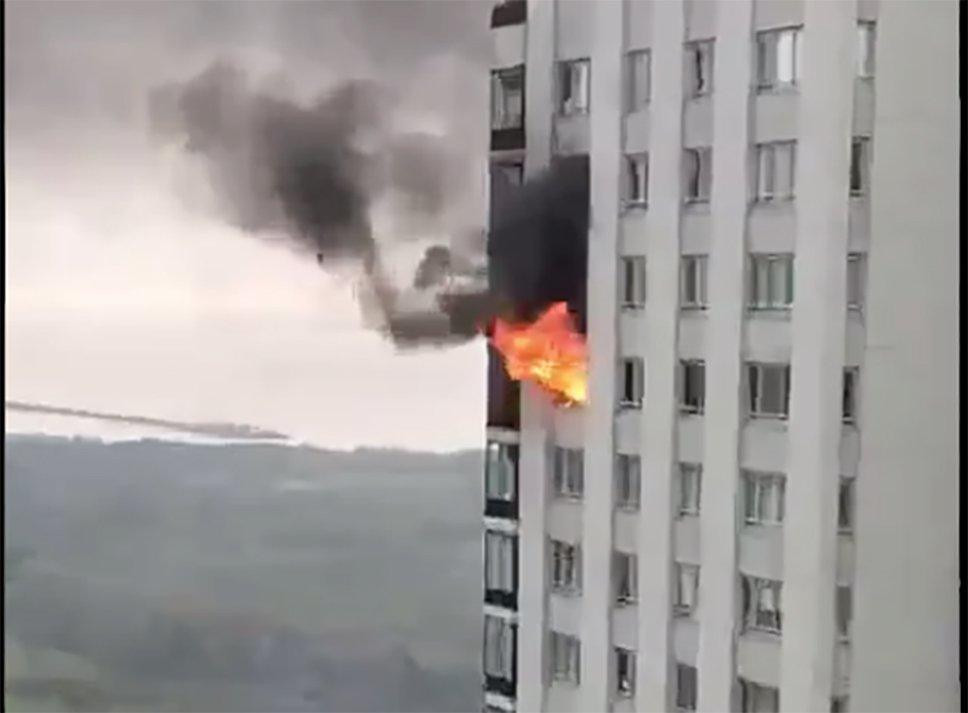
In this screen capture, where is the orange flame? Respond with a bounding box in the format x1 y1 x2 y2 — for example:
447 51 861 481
490 302 588 406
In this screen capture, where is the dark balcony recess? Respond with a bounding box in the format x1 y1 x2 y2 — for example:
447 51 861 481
490 127 526 152
484 498 518 520
484 675 517 698
490 0 526 28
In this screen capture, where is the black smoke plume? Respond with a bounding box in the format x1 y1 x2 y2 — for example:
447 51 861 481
150 63 588 347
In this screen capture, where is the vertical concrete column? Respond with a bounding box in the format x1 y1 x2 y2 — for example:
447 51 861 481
697 0 753 710
638 1 686 710
517 3 556 711
781 2 856 710
580 0 625 710
851 1 960 711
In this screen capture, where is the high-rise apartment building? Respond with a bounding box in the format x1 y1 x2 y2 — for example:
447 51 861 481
481 1 959 712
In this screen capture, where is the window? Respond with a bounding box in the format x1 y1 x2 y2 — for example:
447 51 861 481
616 454 641 510
614 551 638 605
627 49 651 111
483 615 515 681
621 256 646 309
484 531 516 594
756 27 802 90
743 471 786 525
831 696 850 712
676 663 698 711
624 153 649 206
847 253 866 310
679 463 702 517
615 647 636 697
675 564 699 617
492 161 524 187
551 539 581 593
553 447 584 498
485 441 517 501
838 477 855 534
620 357 645 409
857 21 876 78
755 142 796 201
850 137 871 195
743 576 783 634
740 679 780 713
679 360 706 415
683 148 712 203
491 66 524 130
749 254 794 310
550 631 580 684
842 368 859 424
557 59 590 116
686 40 714 96
680 255 709 308
836 585 853 640
747 363 791 419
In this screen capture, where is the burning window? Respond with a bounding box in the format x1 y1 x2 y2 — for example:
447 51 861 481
491 66 524 130
683 148 712 203
680 255 708 309
850 137 871 195
679 359 705 415
743 471 786 525
678 463 702 517
615 453 641 510
740 678 780 713
615 647 636 697
614 551 637 605
675 563 699 617
756 27 802 91
837 585 853 640
857 21 876 78
620 357 644 409
847 253 866 310
550 631 581 684
550 539 581 593
624 153 649 207
557 58 590 116
484 530 516 594
842 367 860 424
743 576 783 634
755 142 796 202
553 446 584 499
483 615 515 681
747 363 790 419
621 256 646 309
485 441 518 502
676 663 698 711
626 49 651 112
838 477 856 534
749 254 794 310
686 40 714 96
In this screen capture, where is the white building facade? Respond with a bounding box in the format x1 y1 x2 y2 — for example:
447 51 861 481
481 1 960 712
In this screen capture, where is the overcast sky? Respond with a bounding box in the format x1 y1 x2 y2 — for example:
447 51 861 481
5 0 495 451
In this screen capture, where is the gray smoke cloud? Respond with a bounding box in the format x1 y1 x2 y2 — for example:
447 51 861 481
149 61 472 346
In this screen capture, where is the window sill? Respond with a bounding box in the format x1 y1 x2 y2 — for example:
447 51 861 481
748 413 789 423
673 607 696 619
553 492 584 503
551 586 582 598
747 306 792 319
550 676 580 689
679 407 704 417
620 303 645 312
618 401 643 411
742 626 783 640
743 519 784 529
621 200 648 213
615 598 638 608
752 196 795 207
677 510 700 520
682 199 711 212
755 83 800 96
616 502 640 513
557 109 590 119
680 304 708 313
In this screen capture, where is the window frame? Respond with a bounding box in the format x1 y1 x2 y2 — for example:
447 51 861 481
615 647 636 698
484 530 517 594
550 630 581 685
850 136 872 196
626 49 651 112
623 153 649 208
553 446 585 499
678 359 706 415
836 585 853 641
550 539 582 594
557 58 591 117
674 563 700 618
740 678 780 713
683 148 712 204
483 614 516 681
743 576 783 635
615 453 641 510
619 357 645 409
678 462 703 517
748 253 795 311
838 477 856 535
614 550 638 606
842 367 860 424
685 39 715 97
620 255 647 309
490 65 525 131
755 26 802 92
857 21 876 78
747 362 791 419
676 663 698 711
485 441 518 501
754 141 797 202
743 471 786 526
680 254 709 309
846 253 866 311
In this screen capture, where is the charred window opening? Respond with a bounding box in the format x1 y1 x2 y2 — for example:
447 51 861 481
491 0 526 28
